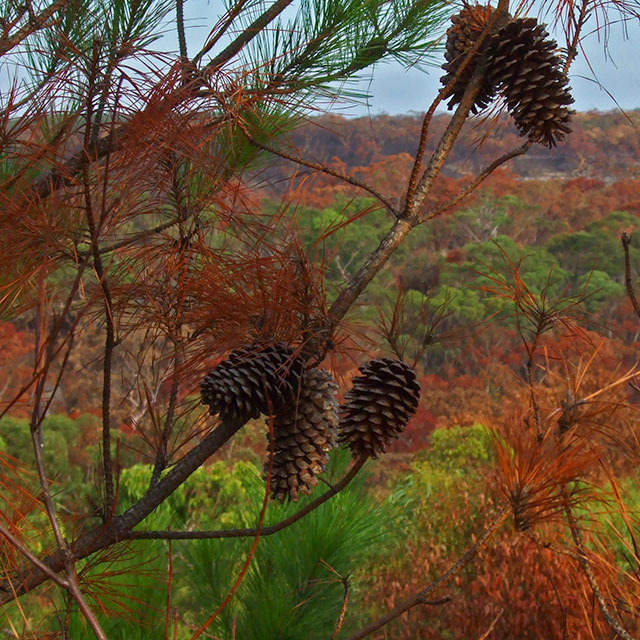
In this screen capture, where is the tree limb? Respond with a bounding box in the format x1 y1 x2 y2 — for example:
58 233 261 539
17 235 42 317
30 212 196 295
126 456 366 540
0 418 245 603
0 0 65 57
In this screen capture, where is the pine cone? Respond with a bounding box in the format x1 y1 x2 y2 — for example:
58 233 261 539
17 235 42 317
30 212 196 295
201 343 303 423
486 17 574 146
440 4 504 114
339 358 420 459
267 368 338 503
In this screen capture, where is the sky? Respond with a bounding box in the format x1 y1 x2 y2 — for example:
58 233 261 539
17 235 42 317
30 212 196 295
3 1 639 115
179 0 640 117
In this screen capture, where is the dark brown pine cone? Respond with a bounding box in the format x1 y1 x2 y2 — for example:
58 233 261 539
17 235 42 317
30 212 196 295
486 17 574 146
339 358 420 459
267 368 338 503
201 342 303 423
440 3 507 114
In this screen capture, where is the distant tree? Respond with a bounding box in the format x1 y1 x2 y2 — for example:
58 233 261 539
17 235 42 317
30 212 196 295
1 0 640 638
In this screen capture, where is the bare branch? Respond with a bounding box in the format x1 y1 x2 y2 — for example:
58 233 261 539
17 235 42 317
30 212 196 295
0 0 65 57
0 523 68 590
331 571 350 640
126 456 366 540
425 141 532 220
622 232 640 321
81 94 116 515
244 132 398 215
405 64 490 221
176 0 187 60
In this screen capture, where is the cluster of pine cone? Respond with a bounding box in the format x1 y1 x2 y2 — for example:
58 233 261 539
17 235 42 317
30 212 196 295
201 344 421 502
440 3 574 147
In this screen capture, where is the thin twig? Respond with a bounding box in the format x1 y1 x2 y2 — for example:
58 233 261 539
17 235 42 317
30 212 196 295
407 62 491 221
192 0 252 65
0 0 65 56
564 0 590 73
331 573 350 640
404 1 510 209
425 142 532 219
127 456 366 540
244 132 398 215
29 283 108 640
345 507 509 640
82 136 116 517
205 0 296 70
621 233 640 320
0 523 69 590
478 608 504 640
564 500 636 640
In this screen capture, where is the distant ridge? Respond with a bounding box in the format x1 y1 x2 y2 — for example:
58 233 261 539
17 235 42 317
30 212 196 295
267 110 640 183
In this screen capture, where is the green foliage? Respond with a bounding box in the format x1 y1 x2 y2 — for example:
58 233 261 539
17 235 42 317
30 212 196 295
67 450 385 639
577 269 625 312
546 211 640 279
242 0 451 103
385 424 494 554
0 413 96 509
422 424 493 472
0 415 31 462
24 0 173 84
429 284 486 324
179 450 386 639
119 459 259 529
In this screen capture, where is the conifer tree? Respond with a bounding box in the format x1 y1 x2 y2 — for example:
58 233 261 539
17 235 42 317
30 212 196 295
0 0 639 637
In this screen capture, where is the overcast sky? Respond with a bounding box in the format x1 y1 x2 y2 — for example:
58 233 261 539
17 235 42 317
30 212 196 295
4 1 638 115
180 0 640 116
344 31 640 116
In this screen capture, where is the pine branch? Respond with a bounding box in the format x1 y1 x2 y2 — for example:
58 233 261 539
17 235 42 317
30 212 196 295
126 456 366 540
204 0 296 71
0 0 65 57
176 0 187 60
